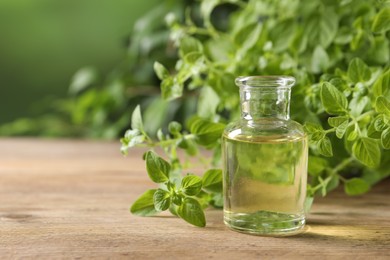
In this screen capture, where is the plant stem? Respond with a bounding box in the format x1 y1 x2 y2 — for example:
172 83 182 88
333 157 354 173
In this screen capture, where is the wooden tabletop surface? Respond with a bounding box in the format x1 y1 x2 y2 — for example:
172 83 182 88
0 138 389 259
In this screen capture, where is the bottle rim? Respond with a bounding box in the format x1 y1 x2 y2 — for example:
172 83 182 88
235 75 296 89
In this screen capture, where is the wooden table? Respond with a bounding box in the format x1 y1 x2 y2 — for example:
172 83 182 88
1 138 389 259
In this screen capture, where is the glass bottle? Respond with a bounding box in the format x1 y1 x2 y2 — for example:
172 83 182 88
222 75 308 236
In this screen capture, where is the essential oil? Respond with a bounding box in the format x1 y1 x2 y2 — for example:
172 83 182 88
222 76 308 235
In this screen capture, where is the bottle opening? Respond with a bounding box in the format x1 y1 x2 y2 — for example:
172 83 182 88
235 76 295 89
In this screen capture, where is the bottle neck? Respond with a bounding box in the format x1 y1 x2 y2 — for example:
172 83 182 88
240 87 291 121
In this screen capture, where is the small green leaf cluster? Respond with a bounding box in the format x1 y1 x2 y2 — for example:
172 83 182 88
305 57 390 196
123 106 224 227
130 150 223 227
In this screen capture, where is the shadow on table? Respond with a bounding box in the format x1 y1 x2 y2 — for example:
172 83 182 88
205 209 388 245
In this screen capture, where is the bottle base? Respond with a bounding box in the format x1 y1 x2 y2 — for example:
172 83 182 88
224 210 305 236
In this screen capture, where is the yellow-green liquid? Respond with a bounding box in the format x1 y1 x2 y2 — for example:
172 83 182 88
222 133 308 235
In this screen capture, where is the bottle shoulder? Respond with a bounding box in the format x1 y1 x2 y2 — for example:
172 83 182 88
223 119 306 142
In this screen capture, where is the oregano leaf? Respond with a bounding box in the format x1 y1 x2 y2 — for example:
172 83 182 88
371 7 390 33
154 61 170 80
153 189 171 211
179 37 203 57
373 70 390 98
311 45 329 73
145 151 171 183
328 116 349 127
202 169 223 192
69 67 98 94
234 23 262 52
305 9 338 48
320 82 348 114
352 137 381 168
336 120 349 139
381 127 390 149
375 96 390 116
347 58 371 83
197 86 220 119
130 189 158 216
374 115 388 131
131 105 144 133
344 178 370 196
304 122 325 141
181 175 202 196
161 77 183 101
317 136 333 157
178 197 206 227
188 116 225 147
168 121 182 135
347 127 359 141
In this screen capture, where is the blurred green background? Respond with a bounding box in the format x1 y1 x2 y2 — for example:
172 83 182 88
0 0 159 125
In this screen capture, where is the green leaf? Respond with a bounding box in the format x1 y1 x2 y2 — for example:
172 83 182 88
347 126 359 141
181 175 202 196
326 175 340 193
183 52 204 65
349 96 369 118
347 58 371 83
352 137 381 168
308 156 328 176
234 22 262 51
145 151 171 183
305 9 338 48
197 86 220 119
311 45 329 73
143 97 169 135
130 189 158 216
120 129 145 155
320 82 348 114
317 136 333 157
328 116 349 139
157 128 165 141
375 96 390 116
374 115 389 131
188 117 225 147
169 204 179 216
179 37 203 57
161 77 183 101
202 169 223 192
269 19 295 53
153 189 171 211
171 193 183 206
304 122 325 141
69 67 98 94
336 120 349 139
344 178 370 196
328 116 349 127
200 0 219 25
304 196 314 213
154 62 170 80
178 197 206 227
368 121 382 139
131 105 144 133
168 121 182 135
373 70 390 98
381 127 390 149
371 7 390 33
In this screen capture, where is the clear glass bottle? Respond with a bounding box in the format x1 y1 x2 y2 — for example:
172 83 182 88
222 75 308 236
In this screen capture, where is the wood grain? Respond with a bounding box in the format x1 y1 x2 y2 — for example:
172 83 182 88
0 138 389 259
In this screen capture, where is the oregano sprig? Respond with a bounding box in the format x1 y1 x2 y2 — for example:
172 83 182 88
123 106 223 227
